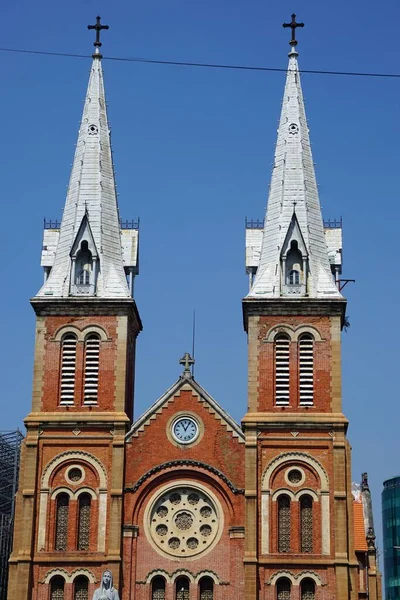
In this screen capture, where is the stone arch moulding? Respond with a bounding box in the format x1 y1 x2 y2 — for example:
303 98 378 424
261 452 329 492
81 324 109 341
53 324 109 342
194 571 220 584
267 570 324 587
267 571 297 586
145 570 172 584
292 325 322 342
50 487 74 500
263 324 295 342
271 488 296 502
38 451 108 553
70 569 96 584
42 569 70 584
170 570 196 584
75 487 98 500
41 450 108 488
261 452 330 556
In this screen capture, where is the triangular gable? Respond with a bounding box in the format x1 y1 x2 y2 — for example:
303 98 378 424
126 377 245 443
281 212 308 259
70 212 98 259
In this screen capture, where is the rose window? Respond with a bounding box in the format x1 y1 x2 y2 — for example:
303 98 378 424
148 485 221 558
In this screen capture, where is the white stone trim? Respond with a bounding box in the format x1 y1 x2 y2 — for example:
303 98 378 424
261 493 269 554
53 324 109 342
264 324 322 343
284 467 306 487
98 492 107 552
37 491 49 551
53 325 81 342
321 492 331 554
65 465 86 485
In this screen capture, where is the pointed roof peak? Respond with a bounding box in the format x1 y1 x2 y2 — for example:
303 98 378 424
247 22 341 300
36 28 130 299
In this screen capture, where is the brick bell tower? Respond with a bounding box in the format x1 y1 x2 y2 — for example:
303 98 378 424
242 17 373 600
7 18 141 600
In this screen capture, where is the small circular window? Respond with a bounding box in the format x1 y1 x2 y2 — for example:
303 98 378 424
285 467 305 486
288 123 299 135
65 465 85 485
146 483 223 559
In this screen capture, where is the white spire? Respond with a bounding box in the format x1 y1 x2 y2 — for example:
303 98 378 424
248 48 341 299
36 55 130 299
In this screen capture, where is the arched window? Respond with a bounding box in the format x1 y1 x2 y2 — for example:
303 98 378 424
275 334 290 405
152 576 166 600
301 578 315 600
199 576 214 600
278 495 291 553
300 495 313 553
299 334 314 406
77 493 91 551
55 493 69 551
276 577 291 600
289 269 300 285
60 334 77 405
76 241 92 286
50 576 65 600
74 576 89 600
175 576 190 600
83 334 100 404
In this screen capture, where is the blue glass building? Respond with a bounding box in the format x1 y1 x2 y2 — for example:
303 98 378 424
383 477 400 599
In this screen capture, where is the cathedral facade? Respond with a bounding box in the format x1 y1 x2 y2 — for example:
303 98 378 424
7 18 381 600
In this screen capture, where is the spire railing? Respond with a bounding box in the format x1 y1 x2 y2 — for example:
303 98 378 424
43 218 140 230
245 217 342 229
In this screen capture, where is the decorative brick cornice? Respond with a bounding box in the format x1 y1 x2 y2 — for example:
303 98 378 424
242 297 347 331
30 297 142 331
125 460 244 495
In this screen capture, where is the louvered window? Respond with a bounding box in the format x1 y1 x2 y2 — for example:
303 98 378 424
60 334 77 405
299 334 314 405
277 578 291 600
50 576 65 600
200 577 214 600
278 495 291 553
301 579 315 600
275 335 290 405
84 334 100 404
300 495 313 553
77 494 91 550
74 576 89 600
55 494 69 551
176 577 190 600
152 577 166 600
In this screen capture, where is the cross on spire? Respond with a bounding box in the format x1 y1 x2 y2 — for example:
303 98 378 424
88 16 109 58
283 14 304 49
179 352 195 378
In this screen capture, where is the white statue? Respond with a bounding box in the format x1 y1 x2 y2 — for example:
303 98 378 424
92 570 120 600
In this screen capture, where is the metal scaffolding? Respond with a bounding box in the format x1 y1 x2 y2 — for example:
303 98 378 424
0 430 23 600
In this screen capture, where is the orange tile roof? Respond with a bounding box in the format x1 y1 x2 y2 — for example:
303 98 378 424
353 500 368 551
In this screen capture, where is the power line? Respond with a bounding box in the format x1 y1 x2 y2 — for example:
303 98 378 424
0 45 399 79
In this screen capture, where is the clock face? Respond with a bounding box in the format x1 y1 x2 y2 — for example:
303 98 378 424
172 417 199 444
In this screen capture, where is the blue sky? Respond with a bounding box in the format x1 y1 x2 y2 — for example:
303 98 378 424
0 0 398 562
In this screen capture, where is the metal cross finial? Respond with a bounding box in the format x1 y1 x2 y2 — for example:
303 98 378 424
283 14 304 48
88 16 109 58
179 352 195 377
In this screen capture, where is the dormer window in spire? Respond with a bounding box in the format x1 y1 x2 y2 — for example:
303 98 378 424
70 214 99 296
281 214 308 296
